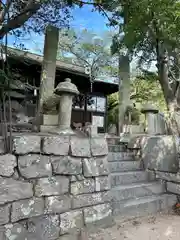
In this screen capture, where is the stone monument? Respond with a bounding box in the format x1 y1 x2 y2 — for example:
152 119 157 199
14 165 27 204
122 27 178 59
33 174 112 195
141 103 159 135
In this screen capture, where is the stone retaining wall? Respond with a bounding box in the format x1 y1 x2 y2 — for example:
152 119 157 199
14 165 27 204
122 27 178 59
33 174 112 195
128 134 180 200
0 134 111 240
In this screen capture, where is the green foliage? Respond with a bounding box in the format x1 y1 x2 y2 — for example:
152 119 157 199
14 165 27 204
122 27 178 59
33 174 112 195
58 28 116 79
107 0 180 65
107 71 167 126
131 72 167 112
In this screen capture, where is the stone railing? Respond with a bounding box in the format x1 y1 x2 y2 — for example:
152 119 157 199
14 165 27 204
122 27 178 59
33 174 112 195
0 134 111 240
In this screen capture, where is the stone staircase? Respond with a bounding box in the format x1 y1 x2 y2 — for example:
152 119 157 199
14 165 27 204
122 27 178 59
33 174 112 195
108 143 177 218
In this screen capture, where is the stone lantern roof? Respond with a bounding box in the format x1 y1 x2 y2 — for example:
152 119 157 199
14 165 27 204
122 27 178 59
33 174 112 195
141 103 159 114
54 78 79 96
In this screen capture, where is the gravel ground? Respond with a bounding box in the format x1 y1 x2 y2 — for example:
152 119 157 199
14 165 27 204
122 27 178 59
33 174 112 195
88 212 180 240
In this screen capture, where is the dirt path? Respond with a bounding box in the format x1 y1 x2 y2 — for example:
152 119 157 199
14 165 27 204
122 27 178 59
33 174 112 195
88 212 180 240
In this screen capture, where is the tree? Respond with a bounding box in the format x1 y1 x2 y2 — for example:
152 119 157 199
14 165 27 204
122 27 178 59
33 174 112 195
0 0 74 40
58 28 116 81
103 0 180 134
107 71 166 128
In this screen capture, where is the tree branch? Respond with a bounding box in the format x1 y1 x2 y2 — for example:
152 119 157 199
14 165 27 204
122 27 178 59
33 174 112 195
0 0 12 24
0 0 41 39
59 42 90 66
73 0 113 24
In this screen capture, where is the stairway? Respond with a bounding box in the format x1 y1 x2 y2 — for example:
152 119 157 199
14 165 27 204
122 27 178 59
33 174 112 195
108 143 177 218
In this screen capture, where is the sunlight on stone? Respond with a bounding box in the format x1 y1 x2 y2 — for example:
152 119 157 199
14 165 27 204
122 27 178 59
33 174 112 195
48 196 56 206
164 226 173 236
45 163 51 170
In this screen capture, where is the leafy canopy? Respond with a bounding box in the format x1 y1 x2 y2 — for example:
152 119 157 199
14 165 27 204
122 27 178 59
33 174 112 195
108 0 180 65
107 71 166 126
58 28 117 80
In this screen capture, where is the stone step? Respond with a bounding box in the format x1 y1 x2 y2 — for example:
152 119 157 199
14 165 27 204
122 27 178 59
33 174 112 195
111 182 165 202
109 161 141 172
108 145 126 152
108 152 134 162
112 194 177 217
110 171 155 187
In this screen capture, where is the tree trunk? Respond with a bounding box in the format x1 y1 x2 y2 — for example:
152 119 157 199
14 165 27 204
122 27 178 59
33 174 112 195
157 46 180 135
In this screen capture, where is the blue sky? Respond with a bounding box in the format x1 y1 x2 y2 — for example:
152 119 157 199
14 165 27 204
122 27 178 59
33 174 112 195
7 5 111 54
5 5 156 72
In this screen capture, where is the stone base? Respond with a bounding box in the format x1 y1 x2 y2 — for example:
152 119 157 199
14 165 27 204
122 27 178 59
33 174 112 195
40 125 56 132
48 127 75 135
42 114 58 126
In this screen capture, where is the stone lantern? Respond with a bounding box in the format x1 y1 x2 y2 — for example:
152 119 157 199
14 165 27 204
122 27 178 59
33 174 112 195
141 103 159 135
49 78 79 135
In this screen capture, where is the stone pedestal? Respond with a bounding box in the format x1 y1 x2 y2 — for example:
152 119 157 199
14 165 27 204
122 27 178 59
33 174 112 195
43 115 58 126
40 114 58 132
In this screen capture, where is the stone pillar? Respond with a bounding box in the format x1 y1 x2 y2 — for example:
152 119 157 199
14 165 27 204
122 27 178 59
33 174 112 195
141 104 159 135
39 25 59 114
49 78 79 135
118 55 131 134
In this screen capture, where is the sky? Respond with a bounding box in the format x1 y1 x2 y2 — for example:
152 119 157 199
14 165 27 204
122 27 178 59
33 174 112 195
5 4 156 73
7 5 111 54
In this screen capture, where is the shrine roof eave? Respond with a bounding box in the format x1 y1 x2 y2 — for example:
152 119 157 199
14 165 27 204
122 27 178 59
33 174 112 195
1 46 119 95
2 46 88 78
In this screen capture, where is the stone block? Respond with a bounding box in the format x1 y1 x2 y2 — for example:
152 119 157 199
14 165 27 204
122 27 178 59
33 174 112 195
108 152 134 161
11 197 44 222
70 136 90 157
70 174 85 182
167 182 180 194
141 135 179 172
60 210 83 235
90 138 108 156
108 144 125 152
0 154 17 177
0 205 10 225
156 171 180 182
43 136 70 155
0 138 5 154
95 176 110 192
83 203 112 225
111 171 151 187
4 223 28 240
0 227 5 240
0 177 33 204
43 114 58 126
111 182 164 202
72 191 110 209
27 215 60 240
109 160 140 172
12 135 41 154
35 176 69 197
70 179 95 195
58 234 79 240
83 156 109 177
51 156 82 175
18 154 52 179
45 195 71 214
12 169 20 180
40 125 55 132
